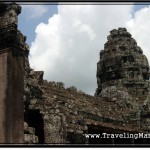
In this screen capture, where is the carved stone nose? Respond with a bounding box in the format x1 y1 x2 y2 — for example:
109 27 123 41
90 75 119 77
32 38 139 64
108 67 113 72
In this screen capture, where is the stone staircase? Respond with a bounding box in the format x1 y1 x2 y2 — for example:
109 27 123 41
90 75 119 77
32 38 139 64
24 122 38 144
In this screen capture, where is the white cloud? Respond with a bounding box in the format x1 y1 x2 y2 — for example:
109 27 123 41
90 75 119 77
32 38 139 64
21 5 48 19
126 6 150 64
30 4 134 95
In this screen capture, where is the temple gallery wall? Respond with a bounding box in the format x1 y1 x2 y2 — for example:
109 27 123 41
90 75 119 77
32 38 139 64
0 2 150 144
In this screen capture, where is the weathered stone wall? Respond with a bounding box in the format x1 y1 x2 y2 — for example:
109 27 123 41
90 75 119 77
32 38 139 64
1 2 150 144
24 28 150 144
24 78 147 144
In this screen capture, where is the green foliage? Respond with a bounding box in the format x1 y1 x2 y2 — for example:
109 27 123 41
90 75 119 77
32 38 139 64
67 86 77 92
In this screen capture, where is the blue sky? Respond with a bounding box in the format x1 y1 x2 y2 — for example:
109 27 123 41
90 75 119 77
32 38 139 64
133 4 149 11
18 4 150 47
17 3 150 95
18 4 58 46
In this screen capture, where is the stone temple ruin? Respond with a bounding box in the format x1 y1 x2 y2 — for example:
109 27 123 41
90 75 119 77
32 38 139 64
1 2 150 145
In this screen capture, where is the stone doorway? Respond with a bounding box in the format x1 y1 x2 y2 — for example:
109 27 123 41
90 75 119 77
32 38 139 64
24 110 44 144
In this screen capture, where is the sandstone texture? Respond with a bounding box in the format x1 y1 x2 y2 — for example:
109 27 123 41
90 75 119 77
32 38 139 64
0 2 28 143
23 28 150 144
1 2 150 145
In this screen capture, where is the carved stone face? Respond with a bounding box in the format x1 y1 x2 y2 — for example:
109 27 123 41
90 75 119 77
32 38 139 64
95 28 150 98
101 57 122 81
105 65 117 78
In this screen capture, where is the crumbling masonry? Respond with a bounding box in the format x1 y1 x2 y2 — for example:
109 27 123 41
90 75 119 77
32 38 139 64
1 2 150 145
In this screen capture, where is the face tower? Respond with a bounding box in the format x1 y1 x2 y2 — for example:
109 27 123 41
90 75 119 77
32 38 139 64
95 28 150 104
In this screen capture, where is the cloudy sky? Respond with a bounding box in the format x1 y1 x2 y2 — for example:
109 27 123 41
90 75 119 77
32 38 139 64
18 3 150 95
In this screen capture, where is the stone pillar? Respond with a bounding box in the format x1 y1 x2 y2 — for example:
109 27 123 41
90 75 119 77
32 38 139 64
0 2 28 143
0 48 24 143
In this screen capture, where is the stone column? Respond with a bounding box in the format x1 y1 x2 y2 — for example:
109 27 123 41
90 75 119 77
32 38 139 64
0 2 28 143
0 47 24 143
